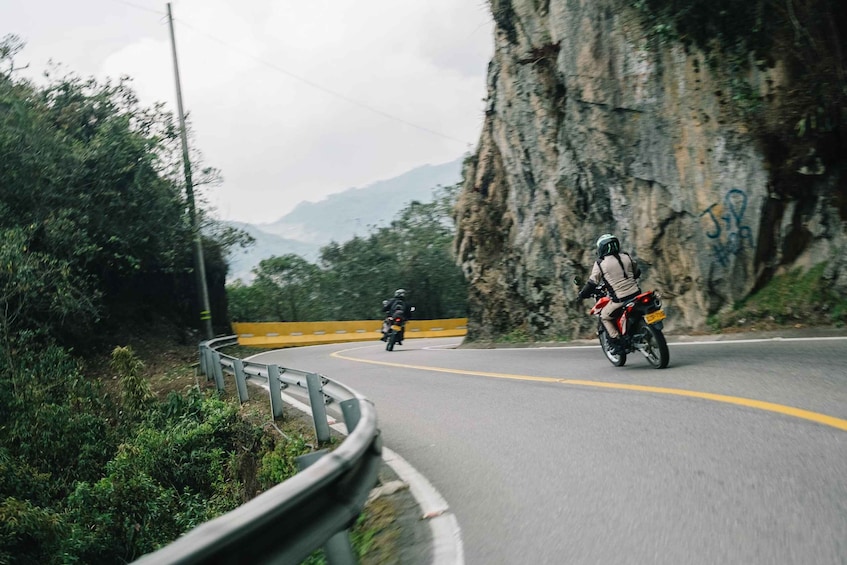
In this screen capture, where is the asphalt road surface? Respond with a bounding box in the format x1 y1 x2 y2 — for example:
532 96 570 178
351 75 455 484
250 332 847 565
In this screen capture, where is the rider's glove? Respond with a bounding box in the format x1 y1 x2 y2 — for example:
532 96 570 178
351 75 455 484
577 282 594 300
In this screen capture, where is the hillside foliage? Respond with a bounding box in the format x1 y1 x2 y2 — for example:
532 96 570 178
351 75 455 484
0 36 240 347
0 36 311 563
227 185 469 323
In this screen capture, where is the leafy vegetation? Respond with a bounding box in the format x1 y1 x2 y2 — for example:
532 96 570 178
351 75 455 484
709 262 847 331
0 37 321 563
0 34 243 345
631 0 775 51
0 33 423 563
228 185 469 323
629 0 846 208
0 336 319 563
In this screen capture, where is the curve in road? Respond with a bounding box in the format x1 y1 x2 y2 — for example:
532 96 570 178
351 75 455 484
331 343 847 432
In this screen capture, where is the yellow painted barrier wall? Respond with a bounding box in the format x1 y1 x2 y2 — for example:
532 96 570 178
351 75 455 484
232 318 468 347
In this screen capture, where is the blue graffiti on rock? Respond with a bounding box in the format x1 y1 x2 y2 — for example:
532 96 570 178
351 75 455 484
699 189 754 267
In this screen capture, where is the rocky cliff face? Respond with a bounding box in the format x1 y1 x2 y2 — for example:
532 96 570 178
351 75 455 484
455 0 846 340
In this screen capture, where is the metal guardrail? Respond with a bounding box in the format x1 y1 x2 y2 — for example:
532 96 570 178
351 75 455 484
133 336 382 565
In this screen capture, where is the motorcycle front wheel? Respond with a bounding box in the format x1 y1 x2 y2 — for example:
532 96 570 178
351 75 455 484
639 320 669 369
599 326 626 367
386 331 397 351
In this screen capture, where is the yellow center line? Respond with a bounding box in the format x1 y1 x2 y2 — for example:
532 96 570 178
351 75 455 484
331 346 847 432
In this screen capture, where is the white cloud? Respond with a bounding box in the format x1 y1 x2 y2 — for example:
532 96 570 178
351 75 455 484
3 0 493 223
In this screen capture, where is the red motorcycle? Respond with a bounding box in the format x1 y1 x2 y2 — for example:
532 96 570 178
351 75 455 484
577 279 670 369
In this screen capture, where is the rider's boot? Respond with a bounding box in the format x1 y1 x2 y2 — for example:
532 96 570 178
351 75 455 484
608 336 623 355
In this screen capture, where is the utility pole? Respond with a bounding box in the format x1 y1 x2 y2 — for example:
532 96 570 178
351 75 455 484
167 2 214 340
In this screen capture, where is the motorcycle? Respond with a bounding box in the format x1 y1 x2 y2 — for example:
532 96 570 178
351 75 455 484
575 278 670 369
384 306 414 351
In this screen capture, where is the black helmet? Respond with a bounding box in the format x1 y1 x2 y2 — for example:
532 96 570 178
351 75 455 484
394 288 406 298
596 233 620 258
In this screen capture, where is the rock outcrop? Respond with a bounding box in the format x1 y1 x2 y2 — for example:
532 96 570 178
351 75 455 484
455 0 846 340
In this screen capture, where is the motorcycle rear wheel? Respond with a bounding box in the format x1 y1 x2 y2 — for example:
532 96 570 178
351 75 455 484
386 331 397 351
599 327 626 367
639 321 669 369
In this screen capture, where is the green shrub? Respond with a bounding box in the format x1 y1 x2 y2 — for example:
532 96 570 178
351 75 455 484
0 449 54 507
111 345 153 421
0 340 118 490
62 393 262 561
0 497 67 565
64 471 184 562
257 434 311 488
713 263 847 328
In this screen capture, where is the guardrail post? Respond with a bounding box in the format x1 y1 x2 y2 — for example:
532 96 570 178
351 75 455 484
323 534 357 565
201 347 211 380
198 344 207 376
212 350 225 391
267 365 284 420
205 347 218 382
339 399 361 433
296 451 357 565
306 372 331 444
232 359 249 403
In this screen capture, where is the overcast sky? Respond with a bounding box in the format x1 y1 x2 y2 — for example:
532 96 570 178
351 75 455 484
2 0 494 224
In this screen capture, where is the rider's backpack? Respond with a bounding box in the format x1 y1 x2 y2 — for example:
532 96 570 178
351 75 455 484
391 300 406 318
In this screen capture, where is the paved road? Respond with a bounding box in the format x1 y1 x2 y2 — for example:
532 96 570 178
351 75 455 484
251 333 847 565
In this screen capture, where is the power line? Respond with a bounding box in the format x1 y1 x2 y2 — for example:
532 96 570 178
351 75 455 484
108 0 165 16
173 18 473 146
106 0 474 145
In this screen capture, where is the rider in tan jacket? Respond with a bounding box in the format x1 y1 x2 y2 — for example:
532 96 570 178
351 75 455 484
577 234 641 353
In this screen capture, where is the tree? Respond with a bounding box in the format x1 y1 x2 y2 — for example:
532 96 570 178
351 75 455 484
0 228 99 375
252 255 322 321
0 39 305 564
318 236 399 320
0 34 26 78
372 186 468 319
227 185 468 322
0 42 241 342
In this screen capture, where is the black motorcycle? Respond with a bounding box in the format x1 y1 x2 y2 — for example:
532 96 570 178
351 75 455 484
384 306 414 351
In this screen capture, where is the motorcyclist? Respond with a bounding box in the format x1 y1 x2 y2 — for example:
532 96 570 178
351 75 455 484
577 234 641 354
380 289 414 343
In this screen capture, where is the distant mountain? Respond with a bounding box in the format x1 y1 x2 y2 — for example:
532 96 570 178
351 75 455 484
225 156 465 282
224 222 321 283
257 157 464 245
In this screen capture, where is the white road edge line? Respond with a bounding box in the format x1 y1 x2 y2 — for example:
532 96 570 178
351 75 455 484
456 335 847 350
669 336 847 345
382 446 465 565
252 383 464 565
